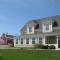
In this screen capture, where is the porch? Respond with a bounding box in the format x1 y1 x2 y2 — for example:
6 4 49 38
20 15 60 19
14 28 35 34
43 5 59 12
44 33 60 49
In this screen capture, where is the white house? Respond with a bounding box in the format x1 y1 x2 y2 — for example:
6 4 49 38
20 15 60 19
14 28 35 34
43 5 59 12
14 15 60 50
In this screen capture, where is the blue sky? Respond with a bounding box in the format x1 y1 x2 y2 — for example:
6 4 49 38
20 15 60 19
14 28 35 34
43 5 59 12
0 0 60 35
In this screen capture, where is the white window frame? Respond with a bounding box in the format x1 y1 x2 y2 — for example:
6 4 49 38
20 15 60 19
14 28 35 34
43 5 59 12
44 24 49 31
29 27 32 32
26 38 29 44
39 37 42 44
21 38 23 44
32 37 35 44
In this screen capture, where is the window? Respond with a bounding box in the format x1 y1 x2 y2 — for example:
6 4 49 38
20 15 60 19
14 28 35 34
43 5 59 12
44 24 49 30
39 37 42 44
21 38 23 44
26 38 29 44
29 27 32 32
45 36 57 44
32 37 35 44
16 38 18 44
16 40 18 44
53 21 58 27
35 24 39 29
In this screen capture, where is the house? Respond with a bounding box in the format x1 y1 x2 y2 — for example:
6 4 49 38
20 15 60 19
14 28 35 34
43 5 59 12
1 33 15 45
0 37 4 45
14 15 60 50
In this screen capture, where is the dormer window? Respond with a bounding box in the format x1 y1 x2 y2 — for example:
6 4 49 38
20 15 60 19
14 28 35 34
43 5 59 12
44 24 49 31
53 21 58 27
29 27 32 32
35 24 39 29
27 26 34 34
43 22 52 33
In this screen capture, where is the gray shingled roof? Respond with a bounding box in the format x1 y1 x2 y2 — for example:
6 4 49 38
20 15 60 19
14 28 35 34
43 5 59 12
20 15 60 32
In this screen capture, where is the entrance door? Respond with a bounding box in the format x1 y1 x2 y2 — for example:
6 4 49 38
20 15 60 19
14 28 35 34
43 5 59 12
58 37 60 48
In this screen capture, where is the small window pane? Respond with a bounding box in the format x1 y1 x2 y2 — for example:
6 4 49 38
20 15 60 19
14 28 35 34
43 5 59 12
29 27 32 32
16 40 18 44
39 37 42 44
45 36 57 44
53 21 58 27
44 24 49 30
21 38 23 44
32 37 35 44
16 38 18 44
26 38 29 44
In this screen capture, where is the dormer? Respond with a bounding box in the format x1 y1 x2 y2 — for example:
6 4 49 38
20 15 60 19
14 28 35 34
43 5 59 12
42 19 52 33
53 20 58 27
27 21 35 34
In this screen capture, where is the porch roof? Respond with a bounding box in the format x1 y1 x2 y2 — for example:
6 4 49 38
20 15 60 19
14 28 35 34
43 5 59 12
19 32 59 38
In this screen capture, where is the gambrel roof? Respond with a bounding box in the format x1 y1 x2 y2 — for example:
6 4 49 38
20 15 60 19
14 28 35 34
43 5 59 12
20 15 60 32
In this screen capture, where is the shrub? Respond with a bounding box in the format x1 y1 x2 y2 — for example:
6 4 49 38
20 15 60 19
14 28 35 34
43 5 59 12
49 45 56 49
34 44 56 49
34 44 48 49
8 43 14 47
40 45 49 49
34 44 41 48
34 44 44 49
40 45 45 49
10 44 14 47
44 45 49 49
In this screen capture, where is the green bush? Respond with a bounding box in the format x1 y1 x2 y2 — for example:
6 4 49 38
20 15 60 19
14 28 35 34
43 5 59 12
49 45 56 49
44 45 49 49
34 44 41 48
8 43 14 47
40 45 45 49
34 44 47 49
10 44 14 47
34 44 44 49
34 44 56 49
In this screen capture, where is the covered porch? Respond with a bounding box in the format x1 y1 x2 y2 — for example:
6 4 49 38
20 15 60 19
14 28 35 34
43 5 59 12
44 33 60 49
45 36 57 44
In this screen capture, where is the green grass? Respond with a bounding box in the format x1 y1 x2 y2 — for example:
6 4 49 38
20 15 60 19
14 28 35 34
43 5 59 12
0 49 60 60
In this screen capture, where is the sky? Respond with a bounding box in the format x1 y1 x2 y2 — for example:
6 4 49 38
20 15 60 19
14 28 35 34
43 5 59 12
0 0 60 35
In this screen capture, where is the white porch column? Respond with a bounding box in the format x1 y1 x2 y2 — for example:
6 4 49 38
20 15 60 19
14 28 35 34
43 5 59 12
18 36 20 45
29 37 32 45
56 35 58 49
23 37 26 45
42 36 45 45
18 39 20 45
14 38 16 47
35 37 39 44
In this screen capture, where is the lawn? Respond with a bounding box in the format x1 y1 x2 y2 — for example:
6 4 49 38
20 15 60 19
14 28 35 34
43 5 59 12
0 49 60 60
